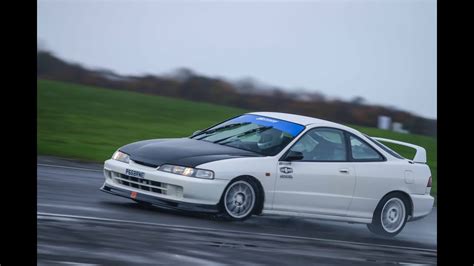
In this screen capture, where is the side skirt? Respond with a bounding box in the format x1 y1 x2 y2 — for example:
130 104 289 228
262 210 372 224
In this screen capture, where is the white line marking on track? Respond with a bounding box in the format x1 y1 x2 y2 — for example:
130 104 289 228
38 212 437 254
38 203 113 213
54 261 99 266
37 163 102 172
42 261 100 266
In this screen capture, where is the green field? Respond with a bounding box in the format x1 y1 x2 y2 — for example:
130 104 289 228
37 79 437 198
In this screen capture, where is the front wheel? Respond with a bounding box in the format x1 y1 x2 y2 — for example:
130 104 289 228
219 178 258 221
367 194 409 237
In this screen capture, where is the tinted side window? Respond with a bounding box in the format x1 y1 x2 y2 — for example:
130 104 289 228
290 128 347 161
349 135 383 161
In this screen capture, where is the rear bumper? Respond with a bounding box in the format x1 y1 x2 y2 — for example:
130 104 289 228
409 193 434 221
101 183 220 213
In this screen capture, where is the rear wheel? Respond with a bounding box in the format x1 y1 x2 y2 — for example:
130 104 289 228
367 193 409 237
366 223 379 234
219 178 258 221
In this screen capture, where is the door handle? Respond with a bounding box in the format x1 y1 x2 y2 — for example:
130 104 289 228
339 169 350 174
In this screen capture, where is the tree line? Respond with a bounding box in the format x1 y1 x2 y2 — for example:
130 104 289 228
37 50 436 136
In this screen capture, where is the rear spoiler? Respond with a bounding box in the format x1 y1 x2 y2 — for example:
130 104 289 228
372 137 427 163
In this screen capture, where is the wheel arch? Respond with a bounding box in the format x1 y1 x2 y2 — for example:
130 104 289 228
379 190 414 217
220 175 265 215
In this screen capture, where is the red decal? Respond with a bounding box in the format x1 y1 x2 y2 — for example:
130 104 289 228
130 191 137 199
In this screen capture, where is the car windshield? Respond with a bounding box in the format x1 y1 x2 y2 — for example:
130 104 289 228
191 114 306 156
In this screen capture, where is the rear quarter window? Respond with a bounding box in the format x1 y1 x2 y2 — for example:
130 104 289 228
364 135 405 159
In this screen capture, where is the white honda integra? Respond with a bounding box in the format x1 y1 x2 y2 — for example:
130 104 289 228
101 112 434 236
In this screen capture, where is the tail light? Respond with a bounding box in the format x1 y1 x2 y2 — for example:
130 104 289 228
427 176 432 187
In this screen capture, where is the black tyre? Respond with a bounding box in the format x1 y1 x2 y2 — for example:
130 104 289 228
367 193 409 237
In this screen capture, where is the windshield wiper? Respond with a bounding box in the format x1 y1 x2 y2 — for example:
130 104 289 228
213 126 273 144
194 122 251 140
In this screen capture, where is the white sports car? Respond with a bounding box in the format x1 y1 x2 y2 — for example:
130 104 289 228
101 112 434 236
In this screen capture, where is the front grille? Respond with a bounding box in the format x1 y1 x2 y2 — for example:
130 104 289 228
112 172 166 194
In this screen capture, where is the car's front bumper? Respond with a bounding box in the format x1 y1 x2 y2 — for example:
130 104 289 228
100 183 219 213
101 159 228 212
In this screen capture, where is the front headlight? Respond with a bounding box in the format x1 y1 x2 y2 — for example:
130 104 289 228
158 164 214 179
112 150 130 164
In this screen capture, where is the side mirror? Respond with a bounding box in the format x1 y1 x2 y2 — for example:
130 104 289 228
191 129 202 137
284 150 304 161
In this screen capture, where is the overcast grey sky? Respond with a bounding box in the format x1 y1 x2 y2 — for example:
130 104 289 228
38 0 437 119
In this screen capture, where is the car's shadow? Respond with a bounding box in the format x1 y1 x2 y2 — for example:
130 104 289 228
98 199 436 249
100 200 221 220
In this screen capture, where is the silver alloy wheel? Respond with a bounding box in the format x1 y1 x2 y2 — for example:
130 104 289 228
224 180 256 219
380 198 406 233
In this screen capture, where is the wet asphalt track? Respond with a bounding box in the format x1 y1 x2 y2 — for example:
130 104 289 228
37 156 437 265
